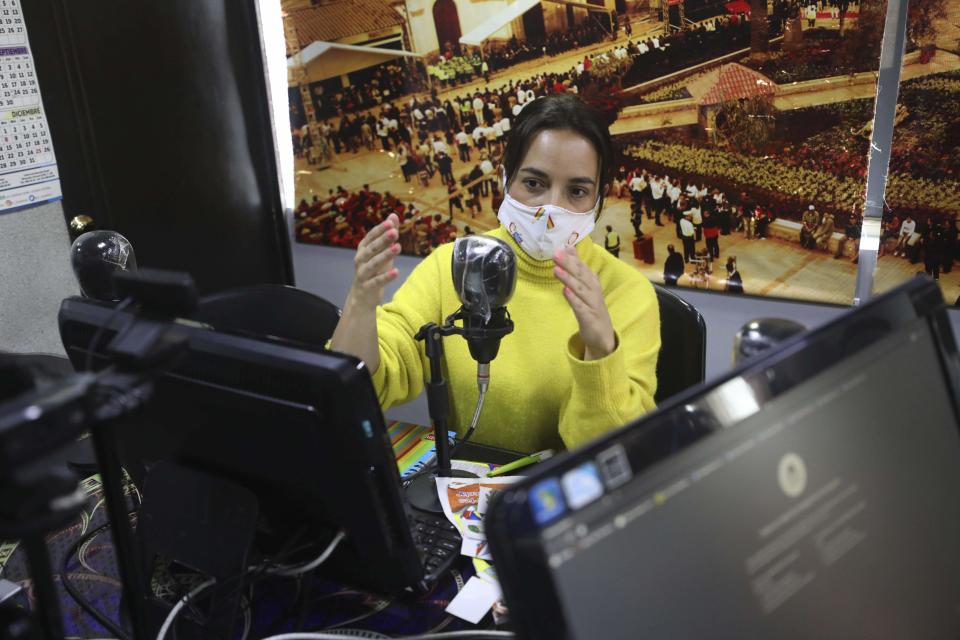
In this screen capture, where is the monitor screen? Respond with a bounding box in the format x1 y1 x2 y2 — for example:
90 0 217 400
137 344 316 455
58 296 424 593
488 278 960 639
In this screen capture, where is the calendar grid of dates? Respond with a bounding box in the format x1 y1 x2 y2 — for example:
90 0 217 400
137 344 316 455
0 0 61 210
0 47 55 176
0 0 26 47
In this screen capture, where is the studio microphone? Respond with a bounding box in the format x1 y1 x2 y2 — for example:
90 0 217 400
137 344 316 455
405 236 517 508
70 230 138 301
450 235 516 366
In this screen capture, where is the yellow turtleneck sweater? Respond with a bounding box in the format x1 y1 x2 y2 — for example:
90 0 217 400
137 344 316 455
371 226 660 453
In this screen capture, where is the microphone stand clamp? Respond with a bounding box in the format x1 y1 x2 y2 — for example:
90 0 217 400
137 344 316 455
406 309 512 514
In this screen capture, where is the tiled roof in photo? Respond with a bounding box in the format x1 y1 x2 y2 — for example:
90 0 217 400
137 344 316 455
697 63 777 106
287 0 404 48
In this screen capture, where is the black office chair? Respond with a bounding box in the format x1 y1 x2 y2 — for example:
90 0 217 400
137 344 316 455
0 351 76 385
652 284 706 404
191 284 341 349
0 351 102 471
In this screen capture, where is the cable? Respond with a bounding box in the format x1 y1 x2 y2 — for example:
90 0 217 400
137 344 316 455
61 519 134 640
258 632 514 640
400 634 514 640
154 530 345 639
287 632 390 640
400 633 514 640
83 297 135 372
447 364 489 460
322 597 392 630
266 531 347 578
155 577 216 640
62 502 336 640
421 568 465 635
239 593 252 640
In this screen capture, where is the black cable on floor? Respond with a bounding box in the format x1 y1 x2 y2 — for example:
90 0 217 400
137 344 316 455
61 518 134 640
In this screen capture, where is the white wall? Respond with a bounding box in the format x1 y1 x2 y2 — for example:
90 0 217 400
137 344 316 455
0 201 78 355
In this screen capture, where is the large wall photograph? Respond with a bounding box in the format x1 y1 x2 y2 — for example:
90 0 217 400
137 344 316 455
872 0 960 303
284 0 958 305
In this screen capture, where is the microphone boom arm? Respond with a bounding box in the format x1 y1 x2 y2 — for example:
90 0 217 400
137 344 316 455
406 308 514 513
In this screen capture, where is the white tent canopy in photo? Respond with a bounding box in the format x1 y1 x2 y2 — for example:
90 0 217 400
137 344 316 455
459 0 541 47
287 41 424 82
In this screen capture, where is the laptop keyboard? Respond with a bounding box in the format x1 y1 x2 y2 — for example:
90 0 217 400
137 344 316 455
409 511 461 582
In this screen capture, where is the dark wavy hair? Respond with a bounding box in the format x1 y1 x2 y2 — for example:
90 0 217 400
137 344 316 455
501 93 615 217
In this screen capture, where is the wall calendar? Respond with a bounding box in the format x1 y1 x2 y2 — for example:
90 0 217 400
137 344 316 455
0 0 61 214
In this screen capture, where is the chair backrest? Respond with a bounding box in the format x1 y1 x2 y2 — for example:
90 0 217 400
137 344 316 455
653 284 706 404
191 284 340 349
0 352 75 397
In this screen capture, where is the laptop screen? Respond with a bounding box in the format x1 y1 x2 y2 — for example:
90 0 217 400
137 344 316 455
488 279 960 639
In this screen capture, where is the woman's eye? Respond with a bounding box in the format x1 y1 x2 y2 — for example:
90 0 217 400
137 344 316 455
523 179 542 190
571 187 588 198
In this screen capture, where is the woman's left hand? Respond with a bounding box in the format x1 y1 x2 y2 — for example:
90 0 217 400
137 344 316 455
553 246 616 361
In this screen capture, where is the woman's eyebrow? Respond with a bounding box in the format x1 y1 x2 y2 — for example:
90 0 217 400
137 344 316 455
519 167 596 185
518 167 549 179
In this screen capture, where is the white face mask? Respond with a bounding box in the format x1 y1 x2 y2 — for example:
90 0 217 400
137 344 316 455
497 183 597 262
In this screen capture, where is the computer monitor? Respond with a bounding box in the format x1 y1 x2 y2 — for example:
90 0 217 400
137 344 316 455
58 295 425 594
487 277 960 639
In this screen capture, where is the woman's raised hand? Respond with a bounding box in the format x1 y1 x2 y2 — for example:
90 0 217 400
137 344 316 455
348 213 402 310
553 245 616 361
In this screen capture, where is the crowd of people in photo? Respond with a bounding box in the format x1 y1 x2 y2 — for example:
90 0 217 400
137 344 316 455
302 62 419 121
616 161 960 286
298 14 618 122
289 0 802 177
619 14 757 87
291 4 960 294
609 165 774 293
292 44 628 227
426 20 617 88
883 212 960 281
804 0 860 26
611 164 872 292
294 185 460 257
482 19 613 71
291 2 785 144
775 140 869 180
615 166 774 248
293 31 631 164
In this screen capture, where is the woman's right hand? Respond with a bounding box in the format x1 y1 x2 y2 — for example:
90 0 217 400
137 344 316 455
347 213 402 310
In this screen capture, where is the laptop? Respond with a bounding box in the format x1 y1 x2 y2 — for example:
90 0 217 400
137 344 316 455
487 277 960 639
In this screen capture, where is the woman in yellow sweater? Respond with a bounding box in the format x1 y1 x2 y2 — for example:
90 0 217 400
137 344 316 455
330 94 660 453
